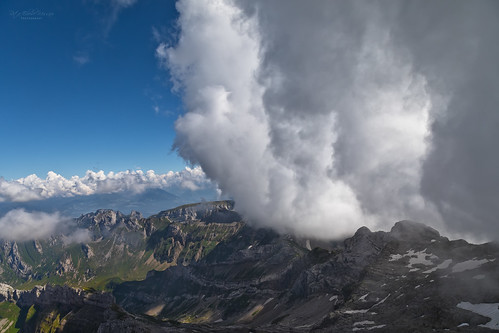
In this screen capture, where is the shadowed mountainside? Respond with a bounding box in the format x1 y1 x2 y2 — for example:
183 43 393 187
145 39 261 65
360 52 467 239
1 202 499 332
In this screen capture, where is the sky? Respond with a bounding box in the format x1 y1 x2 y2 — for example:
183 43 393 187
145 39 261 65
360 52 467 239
1 0 499 242
1 0 184 180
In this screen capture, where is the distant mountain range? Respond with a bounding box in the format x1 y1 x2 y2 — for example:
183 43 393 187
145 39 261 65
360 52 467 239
0 187 220 218
1 201 499 332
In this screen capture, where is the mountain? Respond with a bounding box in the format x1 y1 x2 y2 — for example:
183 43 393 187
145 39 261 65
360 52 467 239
1 201 499 332
0 201 241 290
0 187 220 218
113 220 499 332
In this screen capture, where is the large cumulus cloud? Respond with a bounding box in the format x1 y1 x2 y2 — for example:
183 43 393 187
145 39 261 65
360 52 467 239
161 0 499 240
387 1 499 241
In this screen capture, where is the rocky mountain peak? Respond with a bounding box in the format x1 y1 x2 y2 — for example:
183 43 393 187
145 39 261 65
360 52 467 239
129 210 142 221
353 225 372 237
342 226 388 266
390 220 440 242
76 209 142 232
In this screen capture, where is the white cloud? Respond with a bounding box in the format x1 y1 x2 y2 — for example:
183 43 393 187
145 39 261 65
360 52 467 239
62 228 91 245
0 167 212 202
164 0 449 239
166 0 499 240
0 209 68 241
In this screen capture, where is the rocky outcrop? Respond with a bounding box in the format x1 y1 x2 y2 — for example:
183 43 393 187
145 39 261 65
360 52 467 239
82 243 94 258
76 209 143 234
56 255 76 276
390 219 441 242
155 200 241 224
34 240 43 254
3 241 32 278
1 284 113 308
148 203 244 265
0 283 15 301
0 284 145 333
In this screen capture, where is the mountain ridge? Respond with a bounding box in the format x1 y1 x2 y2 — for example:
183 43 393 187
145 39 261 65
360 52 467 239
0 201 498 332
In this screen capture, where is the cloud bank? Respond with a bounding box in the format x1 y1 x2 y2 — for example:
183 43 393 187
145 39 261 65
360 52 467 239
0 167 211 202
0 209 69 241
162 0 499 240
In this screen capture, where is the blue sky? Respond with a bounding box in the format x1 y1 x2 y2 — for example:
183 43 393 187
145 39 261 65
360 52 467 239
1 0 185 180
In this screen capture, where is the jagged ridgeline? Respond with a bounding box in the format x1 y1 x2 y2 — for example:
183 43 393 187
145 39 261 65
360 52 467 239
0 200 242 290
1 201 499 332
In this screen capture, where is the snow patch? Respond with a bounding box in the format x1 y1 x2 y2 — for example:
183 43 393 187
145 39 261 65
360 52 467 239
359 293 369 302
345 309 369 314
372 294 390 308
406 249 438 268
423 259 453 274
329 295 339 302
390 249 437 269
264 297 274 306
452 259 495 273
457 302 499 330
389 254 404 261
353 324 386 331
473 274 486 280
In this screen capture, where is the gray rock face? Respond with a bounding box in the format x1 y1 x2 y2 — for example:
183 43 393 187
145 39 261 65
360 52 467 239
34 240 43 254
76 209 142 234
0 282 14 301
390 219 441 242
3 241 32 278
0 283 153 333
1 284 114 309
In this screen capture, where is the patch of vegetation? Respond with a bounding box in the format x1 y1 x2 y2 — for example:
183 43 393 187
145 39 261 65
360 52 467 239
251 309 261 316
154 237 174 262
38 310 61 333
25 305 36 322
0 301 21 333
